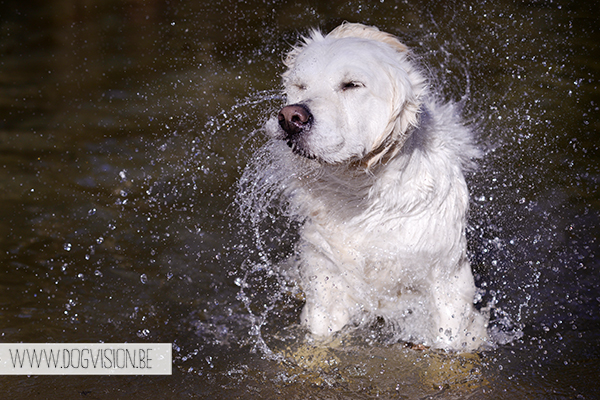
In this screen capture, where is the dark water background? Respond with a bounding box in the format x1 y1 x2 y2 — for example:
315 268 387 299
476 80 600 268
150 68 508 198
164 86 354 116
0 0 598 398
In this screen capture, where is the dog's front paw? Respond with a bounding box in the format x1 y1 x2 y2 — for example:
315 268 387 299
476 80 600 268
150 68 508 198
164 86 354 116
301 301 351 338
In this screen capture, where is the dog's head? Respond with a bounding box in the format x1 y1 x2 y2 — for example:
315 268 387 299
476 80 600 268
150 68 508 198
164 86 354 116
270 22 426 167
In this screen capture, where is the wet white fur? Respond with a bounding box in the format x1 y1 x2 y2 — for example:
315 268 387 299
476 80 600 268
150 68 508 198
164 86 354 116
265 23 489 350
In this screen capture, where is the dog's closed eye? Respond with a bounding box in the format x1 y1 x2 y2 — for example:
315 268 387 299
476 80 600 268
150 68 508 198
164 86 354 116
292 83 307 91
341 81 364 91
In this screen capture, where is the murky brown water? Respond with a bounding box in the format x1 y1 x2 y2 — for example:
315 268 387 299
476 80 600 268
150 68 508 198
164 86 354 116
1 0 598 398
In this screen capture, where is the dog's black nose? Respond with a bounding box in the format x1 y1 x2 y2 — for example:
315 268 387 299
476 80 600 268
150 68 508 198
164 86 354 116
278 104 312 137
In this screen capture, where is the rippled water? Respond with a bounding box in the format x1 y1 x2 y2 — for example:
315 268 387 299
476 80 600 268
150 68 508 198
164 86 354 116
1 0 598 398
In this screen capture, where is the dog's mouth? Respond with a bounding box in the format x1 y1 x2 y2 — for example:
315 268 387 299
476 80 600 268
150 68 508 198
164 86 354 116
286 138 317 160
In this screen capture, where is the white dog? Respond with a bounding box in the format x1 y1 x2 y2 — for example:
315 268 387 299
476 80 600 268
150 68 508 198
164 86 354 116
254 22 489 351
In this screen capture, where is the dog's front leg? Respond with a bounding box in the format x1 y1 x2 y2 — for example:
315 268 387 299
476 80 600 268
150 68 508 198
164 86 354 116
298 244 356 338
430 262 485 350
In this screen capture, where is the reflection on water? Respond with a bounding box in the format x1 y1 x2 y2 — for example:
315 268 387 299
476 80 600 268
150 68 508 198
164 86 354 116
1 0 598 398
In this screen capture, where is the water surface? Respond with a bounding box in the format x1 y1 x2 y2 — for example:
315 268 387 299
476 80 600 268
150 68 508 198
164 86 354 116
0 0 598 398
